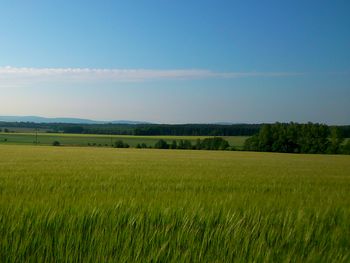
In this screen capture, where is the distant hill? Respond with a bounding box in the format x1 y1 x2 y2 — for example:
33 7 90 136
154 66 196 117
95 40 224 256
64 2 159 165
0 116 150 125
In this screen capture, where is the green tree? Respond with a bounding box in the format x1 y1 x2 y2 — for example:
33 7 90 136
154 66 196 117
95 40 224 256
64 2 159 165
258 125 273 151
114 140 129 148
328 127 344 154
141 143 148 148
154 139 169 149
244 122 332 154
182 140 192 150
201 137 229 150
195 139 201 150
342 140 350 154
52 141 60 146
170 140 178 149
244 135 259 151
177 140 185 149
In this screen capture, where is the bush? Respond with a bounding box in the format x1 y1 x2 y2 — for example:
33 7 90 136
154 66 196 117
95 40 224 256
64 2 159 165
170 140 177 149
177 140 192 150
154 139 169 149
114 140 129 148
52 141 61 146
136 143 149 149
342 140 350 155
200 137 229 150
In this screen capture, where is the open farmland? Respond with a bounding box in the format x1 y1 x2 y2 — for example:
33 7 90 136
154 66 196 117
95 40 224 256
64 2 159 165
0 145 349 262
0 132 248 149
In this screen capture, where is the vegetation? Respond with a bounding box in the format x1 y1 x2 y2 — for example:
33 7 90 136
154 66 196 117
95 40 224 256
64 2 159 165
0 132 247 149
113 140 130 148
2 121 350 138
199 137 230 150
154 137 231 151
136 143 149 149
1 122 349 155
244 122 348 154
0 145 349 261
154 139 169 149
52 140 61 146
343 140 350 154
0 121 262 136
133 124 260 136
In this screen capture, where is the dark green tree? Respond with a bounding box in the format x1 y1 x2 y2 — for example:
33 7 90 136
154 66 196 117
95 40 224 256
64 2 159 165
154 139 169 149
200 137 229 150
170 140 178 149
52 141 60 146
114 140 129 148
141 143 148 148
342 140 350 154
328 127 344 154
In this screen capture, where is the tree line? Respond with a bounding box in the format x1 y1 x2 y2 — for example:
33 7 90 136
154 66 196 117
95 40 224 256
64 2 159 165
151 137 231 151
133 124 260 136
109 137 232 151
244 122 350 154
0 122 260 136
1 121 350 138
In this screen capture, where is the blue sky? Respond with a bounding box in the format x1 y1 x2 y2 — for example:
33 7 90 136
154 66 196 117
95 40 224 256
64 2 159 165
0 0 349 124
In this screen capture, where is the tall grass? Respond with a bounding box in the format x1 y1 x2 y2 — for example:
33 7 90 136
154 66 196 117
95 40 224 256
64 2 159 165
0 145 349 262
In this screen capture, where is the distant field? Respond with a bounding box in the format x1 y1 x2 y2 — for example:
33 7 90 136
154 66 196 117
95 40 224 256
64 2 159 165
0 145 349 261
0 132 248 148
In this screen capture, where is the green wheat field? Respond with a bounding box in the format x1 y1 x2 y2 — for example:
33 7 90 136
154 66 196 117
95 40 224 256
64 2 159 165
0 145 349 262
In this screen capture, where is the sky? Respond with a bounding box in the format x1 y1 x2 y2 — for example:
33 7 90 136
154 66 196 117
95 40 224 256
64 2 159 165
0 0 349 124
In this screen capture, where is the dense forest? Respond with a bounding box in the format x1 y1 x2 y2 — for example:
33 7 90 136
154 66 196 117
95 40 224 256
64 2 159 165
0 122 260 136
244 122 350 154
1 121 350 138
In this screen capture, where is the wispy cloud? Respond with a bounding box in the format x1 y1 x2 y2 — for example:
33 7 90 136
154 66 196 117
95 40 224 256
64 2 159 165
0 66 301 86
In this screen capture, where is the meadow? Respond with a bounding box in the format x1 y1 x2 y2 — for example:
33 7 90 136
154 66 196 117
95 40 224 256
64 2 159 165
0 145 349 262
0 132 248 149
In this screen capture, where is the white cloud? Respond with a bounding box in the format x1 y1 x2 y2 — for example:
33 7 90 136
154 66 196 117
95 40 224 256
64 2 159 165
0 66 301 86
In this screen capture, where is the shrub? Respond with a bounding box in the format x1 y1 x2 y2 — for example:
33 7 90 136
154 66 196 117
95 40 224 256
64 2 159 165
177 140 192 150
154 139 169 149
200 137 229 150
170 140 178 149
342 140 350 155
114 140 129 148
52 141 61 146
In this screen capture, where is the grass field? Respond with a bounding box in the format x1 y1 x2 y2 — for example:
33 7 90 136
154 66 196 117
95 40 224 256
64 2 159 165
0 145 349 262
0 132 248 149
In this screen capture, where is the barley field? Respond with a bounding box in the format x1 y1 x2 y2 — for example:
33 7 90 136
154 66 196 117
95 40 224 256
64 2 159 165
0 145 349 262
